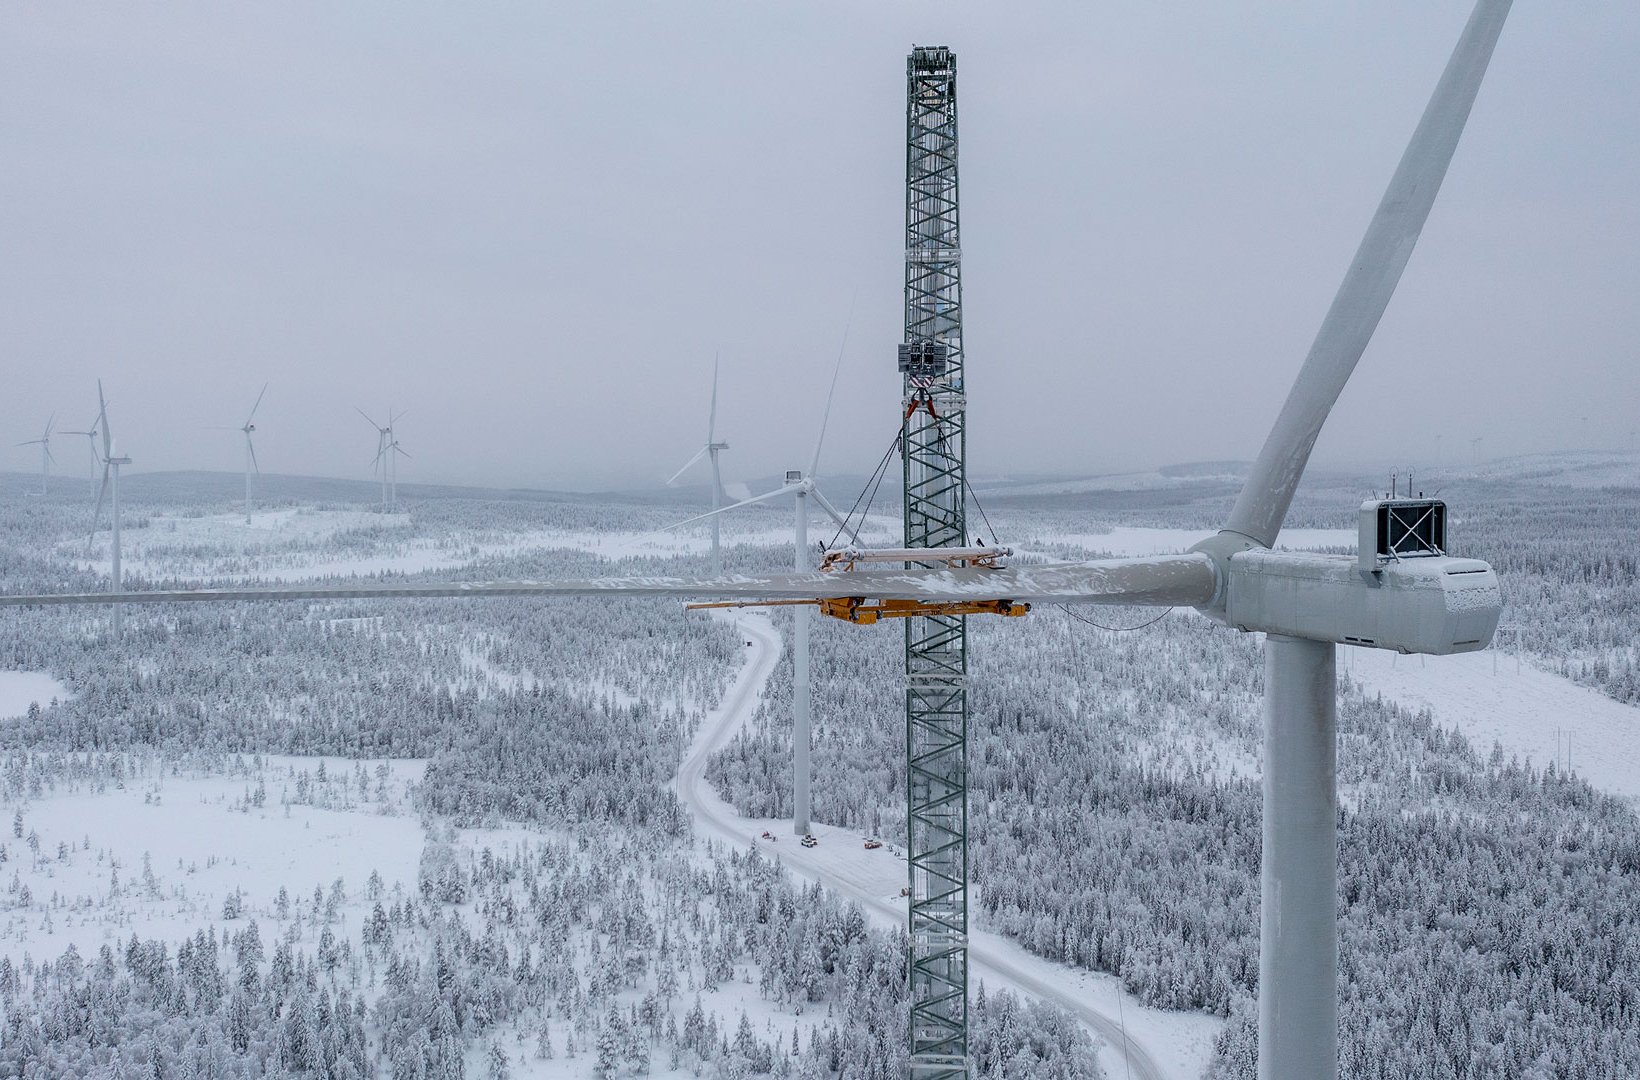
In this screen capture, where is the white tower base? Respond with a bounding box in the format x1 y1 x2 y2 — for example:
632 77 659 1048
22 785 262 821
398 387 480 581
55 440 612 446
1259 634 1337 1080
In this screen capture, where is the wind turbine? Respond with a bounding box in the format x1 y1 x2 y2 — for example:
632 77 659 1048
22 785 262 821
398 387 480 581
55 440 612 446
0 3 1515 1073
236 385 266 523
358 408 409 512
88 382 132 639
61 411 103 499
668 358 730 575
16 414 56 496
669 334 861 836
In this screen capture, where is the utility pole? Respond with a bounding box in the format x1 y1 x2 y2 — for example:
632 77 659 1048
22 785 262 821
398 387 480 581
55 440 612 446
900 44 969 1078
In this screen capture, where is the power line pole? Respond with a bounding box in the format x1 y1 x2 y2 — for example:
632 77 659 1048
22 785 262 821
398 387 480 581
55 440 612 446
900 44 969 1078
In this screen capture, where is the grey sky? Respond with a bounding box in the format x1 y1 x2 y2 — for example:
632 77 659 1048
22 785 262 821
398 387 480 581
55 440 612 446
3 3 1636 492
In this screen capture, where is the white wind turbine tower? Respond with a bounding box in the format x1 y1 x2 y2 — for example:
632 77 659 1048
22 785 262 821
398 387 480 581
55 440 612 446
0 4 1516 1073
667 358 730 575
88 382 132 639
61 411 103 499
16 414 56 496
670 341 861 836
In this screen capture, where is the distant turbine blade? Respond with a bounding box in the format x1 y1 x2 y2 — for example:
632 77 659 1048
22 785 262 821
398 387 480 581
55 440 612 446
356 407 383 430
44 413 55 440
811 290 857 480
248 437 261 476
666 445 710 487
246 382 268 425
809 487 860 545
665 483 802 530
0 553 1219 609
89 464 111 542
1223 0 1514 549
393 444 411 459
708 354 719 444
97 381 112 461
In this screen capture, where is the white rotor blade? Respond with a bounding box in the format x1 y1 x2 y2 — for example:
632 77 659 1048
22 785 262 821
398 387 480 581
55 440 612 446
246 382 268 426
0 553 1216 610
666 444 711 487
88 463 111 541
808 487 860 546
356 407 383 431
97 382 112 461
1224 0 1513 549
708 354 719 444
248 436 260 476
811 292 856 480
666 483 802 530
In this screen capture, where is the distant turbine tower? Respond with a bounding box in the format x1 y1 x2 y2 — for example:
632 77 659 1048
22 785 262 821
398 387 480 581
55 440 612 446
61 411 103 499
667 358 730 575
16 414 56 496
670 329 860 836
88 382 131 639
358 408 409 512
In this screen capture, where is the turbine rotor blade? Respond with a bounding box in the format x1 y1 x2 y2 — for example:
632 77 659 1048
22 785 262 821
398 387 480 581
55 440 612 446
356 407 383 430
246 382 268 425
666 445 711 487
665 483 802 530
809 487 860 545
811 290 856 480
708 354 719 444
1223 0 1513 549
248 438 260 476
97 382 112 460
88 464 111 542
0 553 1218 609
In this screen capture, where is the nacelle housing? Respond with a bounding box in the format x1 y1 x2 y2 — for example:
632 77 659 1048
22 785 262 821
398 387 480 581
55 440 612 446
1224 549 1501 655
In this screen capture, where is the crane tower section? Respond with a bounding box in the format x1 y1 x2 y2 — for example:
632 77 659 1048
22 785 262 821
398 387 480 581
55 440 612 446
901 44 969 1078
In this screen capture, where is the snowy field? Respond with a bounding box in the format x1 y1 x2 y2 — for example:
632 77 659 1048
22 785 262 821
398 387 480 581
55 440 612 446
1 757 425 960
0 671 69 718
71 506 902 583
1345 647 1640 804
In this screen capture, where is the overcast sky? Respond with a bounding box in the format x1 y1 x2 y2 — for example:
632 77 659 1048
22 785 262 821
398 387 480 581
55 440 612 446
3 3 1636 492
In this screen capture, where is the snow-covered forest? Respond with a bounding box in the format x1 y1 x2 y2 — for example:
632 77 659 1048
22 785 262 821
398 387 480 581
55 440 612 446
0 458 1637 1078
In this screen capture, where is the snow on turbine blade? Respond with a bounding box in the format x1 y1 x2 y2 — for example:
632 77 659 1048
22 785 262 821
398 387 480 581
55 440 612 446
0 553 1218 609
1223 0 1513 550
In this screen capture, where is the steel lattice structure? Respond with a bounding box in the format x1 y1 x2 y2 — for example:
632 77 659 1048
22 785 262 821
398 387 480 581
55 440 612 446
900 45 969 1078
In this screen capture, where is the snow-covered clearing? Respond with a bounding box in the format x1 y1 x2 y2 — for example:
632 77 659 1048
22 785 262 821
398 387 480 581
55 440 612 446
72 506 903 583
0 757 425 961
0 671 69 718
1345 647 1640 804
677 611 1216 1080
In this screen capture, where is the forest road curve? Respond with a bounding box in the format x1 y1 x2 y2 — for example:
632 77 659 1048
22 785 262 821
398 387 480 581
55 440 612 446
673 610 1170 1080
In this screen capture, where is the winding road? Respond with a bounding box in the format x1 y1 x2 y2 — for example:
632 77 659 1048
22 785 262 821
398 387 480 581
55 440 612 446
673 611 1170 1080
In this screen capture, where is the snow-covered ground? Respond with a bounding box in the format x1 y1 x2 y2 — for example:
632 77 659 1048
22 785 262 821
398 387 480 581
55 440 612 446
677 611 1217 1080
0 757 425 960
73 507 902 583
1344 646 1640 804
0 670 69 718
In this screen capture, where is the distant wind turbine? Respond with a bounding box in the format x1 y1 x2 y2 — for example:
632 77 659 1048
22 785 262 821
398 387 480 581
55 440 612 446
212 384 267 523
667 358 730 575
61 411 103 499
670 328 860 836
358 408 409 512
88 382 131 639
16 414 56 496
